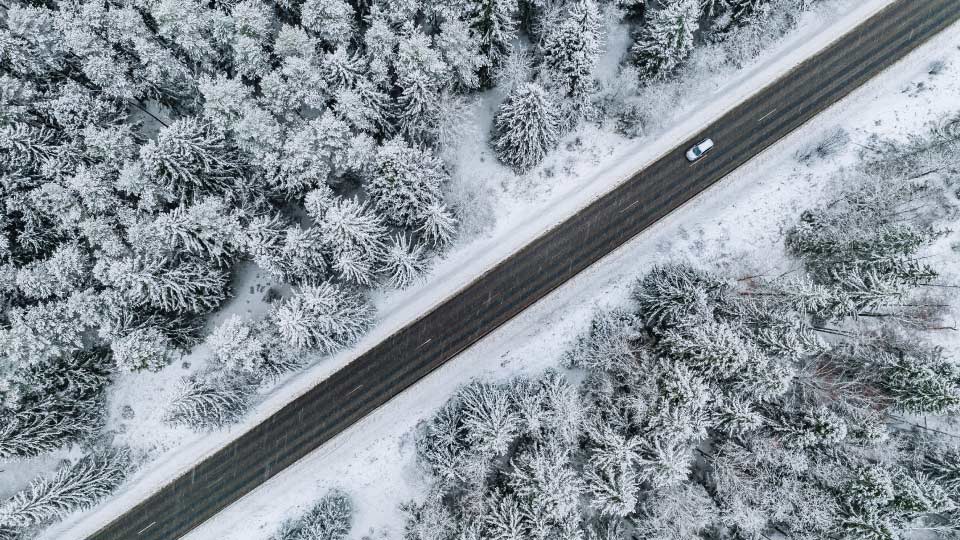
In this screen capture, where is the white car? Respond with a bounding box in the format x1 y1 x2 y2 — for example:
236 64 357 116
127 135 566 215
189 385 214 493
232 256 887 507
685 138 714 162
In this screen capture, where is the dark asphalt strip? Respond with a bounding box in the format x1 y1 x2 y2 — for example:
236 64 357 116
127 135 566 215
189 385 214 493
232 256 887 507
86 2 960 539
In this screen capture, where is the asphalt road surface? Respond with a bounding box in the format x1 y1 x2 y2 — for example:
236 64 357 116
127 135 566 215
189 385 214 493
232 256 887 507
87 1 960 539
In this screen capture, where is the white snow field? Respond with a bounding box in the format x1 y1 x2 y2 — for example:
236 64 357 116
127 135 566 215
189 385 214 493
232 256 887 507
34 0 956 537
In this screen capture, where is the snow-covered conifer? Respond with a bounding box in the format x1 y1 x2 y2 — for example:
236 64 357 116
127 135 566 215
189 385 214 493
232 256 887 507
111 326 175 372
482 494 526 540
416 202 458 249
316 197 387 263
274 113 354 195
634 483 719 540
15 244 89 300
0 450 130 532
491 82 561 172
164 373 257 430
107 256 230 314
435 19 486 90
458 382 520 457
539 0 602 101
393 30 450 143
301 0 354 46
368 139 449 229
631 0 700 80
400 496 457 540
380 234 428 290
563 309 638 372
272 282 374 352
632 264 727 329
466 0 519 83
0 300 86 368
139 118 246 202
136 196 244 266
208 315 301 378
583 459 638 518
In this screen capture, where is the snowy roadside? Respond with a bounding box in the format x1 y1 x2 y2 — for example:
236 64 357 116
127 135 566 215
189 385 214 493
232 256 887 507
169 14 960 540
32 0 913 538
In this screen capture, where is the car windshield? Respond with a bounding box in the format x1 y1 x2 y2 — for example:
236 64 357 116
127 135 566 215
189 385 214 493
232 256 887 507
693 147 702 156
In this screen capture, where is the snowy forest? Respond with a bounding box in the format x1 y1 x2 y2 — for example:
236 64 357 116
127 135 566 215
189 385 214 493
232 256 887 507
0 0 875 536
376 121 960 540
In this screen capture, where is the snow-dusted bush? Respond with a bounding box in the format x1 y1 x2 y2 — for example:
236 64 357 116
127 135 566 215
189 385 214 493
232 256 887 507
795 127 850 163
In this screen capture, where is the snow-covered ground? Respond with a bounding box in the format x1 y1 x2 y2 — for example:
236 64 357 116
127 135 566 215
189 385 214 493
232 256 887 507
32 0 959 537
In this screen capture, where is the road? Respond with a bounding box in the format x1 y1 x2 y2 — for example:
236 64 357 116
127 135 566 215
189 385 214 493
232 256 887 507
88 1 960 539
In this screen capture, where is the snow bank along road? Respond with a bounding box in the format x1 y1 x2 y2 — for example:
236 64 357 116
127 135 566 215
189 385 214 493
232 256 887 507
87 1 960 539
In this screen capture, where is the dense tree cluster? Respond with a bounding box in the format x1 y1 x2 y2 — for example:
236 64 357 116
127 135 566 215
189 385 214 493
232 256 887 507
401 123 960 539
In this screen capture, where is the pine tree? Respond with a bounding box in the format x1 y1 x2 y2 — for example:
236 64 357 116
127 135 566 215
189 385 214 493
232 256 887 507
139 118 246 202
563 309 638 372
275 113 355 196
0 351 109 458
393 30 450 143
15 243 89 300
315 197 387 265
634 483 719 540
466 0 519 84
111 326 175 372
106 256 230 314
866 338 960 415
631 0 700 80
491 82 561 173
483 494 526 540
632 264 727 329
208 315 302 379
458 382 520 457
435 18 486 90
401 496 457 540
164 373 257 430
416 201 458 249
272 282 374 352
368 139 449 229
0 450 130 532
539 0 602 101
136 196 244 266
301 0 355 46
583 459 638 518
380 234 427 289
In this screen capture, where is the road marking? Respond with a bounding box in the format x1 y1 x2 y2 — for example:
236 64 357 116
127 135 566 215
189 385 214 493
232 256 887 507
137 522 157 535
346 384 363 396
416 338 432 349
758 108 777 122
620 200 640 213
